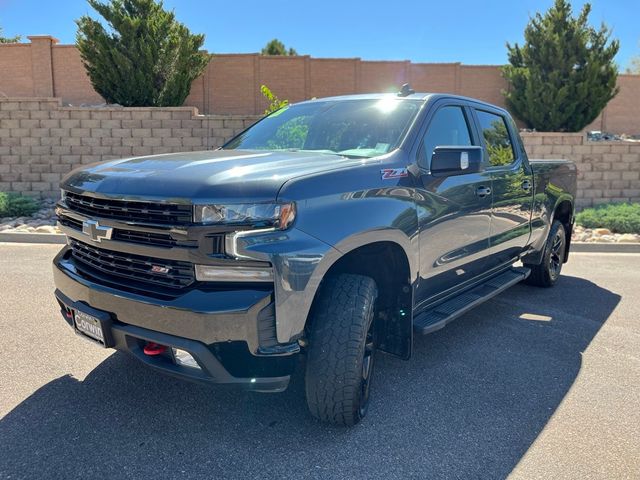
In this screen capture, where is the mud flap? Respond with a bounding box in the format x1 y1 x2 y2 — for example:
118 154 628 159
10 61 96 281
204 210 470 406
376 286 413 360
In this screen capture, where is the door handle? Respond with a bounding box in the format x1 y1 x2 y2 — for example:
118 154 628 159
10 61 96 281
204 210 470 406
522 180 532 191
475 186 491 198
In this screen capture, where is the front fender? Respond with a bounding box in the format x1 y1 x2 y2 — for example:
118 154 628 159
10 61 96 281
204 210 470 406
231 226 417 344
231 227 339 343
233 158 420 343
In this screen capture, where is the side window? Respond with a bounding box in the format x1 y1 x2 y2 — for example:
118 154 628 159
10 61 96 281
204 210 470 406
475 110 515 167
420 106 472 167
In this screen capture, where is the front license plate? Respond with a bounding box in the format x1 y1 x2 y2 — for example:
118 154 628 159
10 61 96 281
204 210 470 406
74 309 106 345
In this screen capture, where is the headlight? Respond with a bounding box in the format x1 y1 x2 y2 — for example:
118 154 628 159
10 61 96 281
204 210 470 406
193 202 296 229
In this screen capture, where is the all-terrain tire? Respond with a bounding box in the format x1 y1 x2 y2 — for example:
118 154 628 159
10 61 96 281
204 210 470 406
524 220 566 287
305 274 378 426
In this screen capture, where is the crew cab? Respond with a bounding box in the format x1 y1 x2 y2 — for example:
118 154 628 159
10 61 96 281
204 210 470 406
53 89 577 426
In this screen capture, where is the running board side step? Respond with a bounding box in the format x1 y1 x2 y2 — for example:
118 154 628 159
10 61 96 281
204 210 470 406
413 266 531 335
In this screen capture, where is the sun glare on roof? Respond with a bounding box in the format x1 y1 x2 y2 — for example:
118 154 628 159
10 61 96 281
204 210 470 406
375 97 400 114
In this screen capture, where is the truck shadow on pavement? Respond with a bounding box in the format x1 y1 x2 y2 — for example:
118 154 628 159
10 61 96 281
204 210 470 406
0 275 620 479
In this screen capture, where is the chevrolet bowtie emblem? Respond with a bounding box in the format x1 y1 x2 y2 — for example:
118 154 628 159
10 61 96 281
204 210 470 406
82 220 113 243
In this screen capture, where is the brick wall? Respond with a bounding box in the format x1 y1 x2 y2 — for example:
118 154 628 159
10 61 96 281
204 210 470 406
1 98 639 205
521 133 640 208
0 98 259 198
1 36 639 134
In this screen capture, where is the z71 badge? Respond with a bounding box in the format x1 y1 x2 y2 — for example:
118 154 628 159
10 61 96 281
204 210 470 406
380 168 408 180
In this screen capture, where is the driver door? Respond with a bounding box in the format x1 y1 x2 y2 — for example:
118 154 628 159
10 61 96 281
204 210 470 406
413 103 493 310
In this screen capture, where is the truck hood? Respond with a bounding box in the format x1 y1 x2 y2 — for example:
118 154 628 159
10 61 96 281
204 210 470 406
61 149 363 202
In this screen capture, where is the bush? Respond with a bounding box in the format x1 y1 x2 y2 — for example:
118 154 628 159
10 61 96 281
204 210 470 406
260 84 288 115
0 193 40 218
576 203 640 234
503 0 619 132
76 0 209 107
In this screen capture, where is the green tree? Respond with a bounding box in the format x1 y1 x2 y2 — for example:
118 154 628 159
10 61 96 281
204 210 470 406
261 38 298 56
0 25 21 43
503 0 619 132
483 120 515 166
76 0 209 106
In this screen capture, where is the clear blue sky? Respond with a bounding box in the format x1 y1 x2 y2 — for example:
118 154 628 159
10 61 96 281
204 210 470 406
1 0 638 69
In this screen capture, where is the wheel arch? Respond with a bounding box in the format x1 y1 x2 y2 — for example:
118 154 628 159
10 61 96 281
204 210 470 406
551 197 574 262
306 235 415 359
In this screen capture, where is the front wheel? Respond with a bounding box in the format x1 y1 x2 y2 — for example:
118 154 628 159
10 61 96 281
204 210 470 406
305 274 378 426
525 220 567 287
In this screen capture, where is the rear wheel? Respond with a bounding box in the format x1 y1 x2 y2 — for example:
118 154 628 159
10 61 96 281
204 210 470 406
305 274 378 426
525 220 566 287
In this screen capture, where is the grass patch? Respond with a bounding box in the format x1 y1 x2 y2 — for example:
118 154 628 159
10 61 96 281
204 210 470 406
576 203 640 234
0 192 40 218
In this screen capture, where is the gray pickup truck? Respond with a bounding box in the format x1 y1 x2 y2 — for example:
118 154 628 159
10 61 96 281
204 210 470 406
53 89 577 426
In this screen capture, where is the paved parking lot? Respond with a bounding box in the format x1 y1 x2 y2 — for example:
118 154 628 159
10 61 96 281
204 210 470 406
0 243 639 479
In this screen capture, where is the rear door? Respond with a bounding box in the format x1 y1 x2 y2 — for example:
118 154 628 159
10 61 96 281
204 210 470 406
413 101 494 309
472 108 534 267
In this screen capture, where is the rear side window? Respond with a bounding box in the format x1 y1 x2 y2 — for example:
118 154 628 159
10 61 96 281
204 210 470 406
420 106 472 167
475 110 515 166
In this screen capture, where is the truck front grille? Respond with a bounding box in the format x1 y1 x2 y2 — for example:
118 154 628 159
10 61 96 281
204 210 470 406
69 239 195 291
112 229 180 248
64 191 193 225
58 214 194 249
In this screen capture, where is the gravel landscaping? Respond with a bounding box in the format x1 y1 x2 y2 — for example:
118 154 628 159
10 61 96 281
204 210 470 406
572 224 640 243
0 199 60 234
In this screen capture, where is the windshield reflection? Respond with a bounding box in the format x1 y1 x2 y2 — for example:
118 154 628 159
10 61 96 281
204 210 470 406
223 98 422 159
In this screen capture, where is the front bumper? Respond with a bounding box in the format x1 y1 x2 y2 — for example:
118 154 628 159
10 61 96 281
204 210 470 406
53 247 299 392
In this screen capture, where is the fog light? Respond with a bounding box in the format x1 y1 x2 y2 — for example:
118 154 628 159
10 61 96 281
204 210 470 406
195 264 273 282
172 348 200 369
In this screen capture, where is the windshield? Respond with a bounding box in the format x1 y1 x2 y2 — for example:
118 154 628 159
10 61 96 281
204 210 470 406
223 98 422 158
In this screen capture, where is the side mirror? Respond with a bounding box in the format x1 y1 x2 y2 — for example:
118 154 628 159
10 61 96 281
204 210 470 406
430 146 483 177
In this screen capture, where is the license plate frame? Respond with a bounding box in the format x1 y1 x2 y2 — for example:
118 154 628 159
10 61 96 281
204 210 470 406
71 304 114 348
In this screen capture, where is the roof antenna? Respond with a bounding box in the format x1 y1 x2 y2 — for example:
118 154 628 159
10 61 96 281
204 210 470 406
398 83 415 97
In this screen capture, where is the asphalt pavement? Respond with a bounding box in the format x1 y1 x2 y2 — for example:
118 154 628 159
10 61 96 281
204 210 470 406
0 243 638 479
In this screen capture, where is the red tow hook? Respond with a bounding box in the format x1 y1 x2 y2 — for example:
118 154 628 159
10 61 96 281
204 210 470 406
143 342 167 356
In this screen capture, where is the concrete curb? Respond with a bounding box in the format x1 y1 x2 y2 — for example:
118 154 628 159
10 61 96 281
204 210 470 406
0 232 66 244
1 232 639 253
571 242 640 253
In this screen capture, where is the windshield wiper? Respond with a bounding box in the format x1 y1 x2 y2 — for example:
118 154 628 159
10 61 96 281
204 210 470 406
282 148 366 159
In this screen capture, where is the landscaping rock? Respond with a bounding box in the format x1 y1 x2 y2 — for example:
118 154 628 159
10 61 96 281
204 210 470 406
571 227 640 244
617 234 640 243
593 236 614 243
35 225 57 234
0 202 60 235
